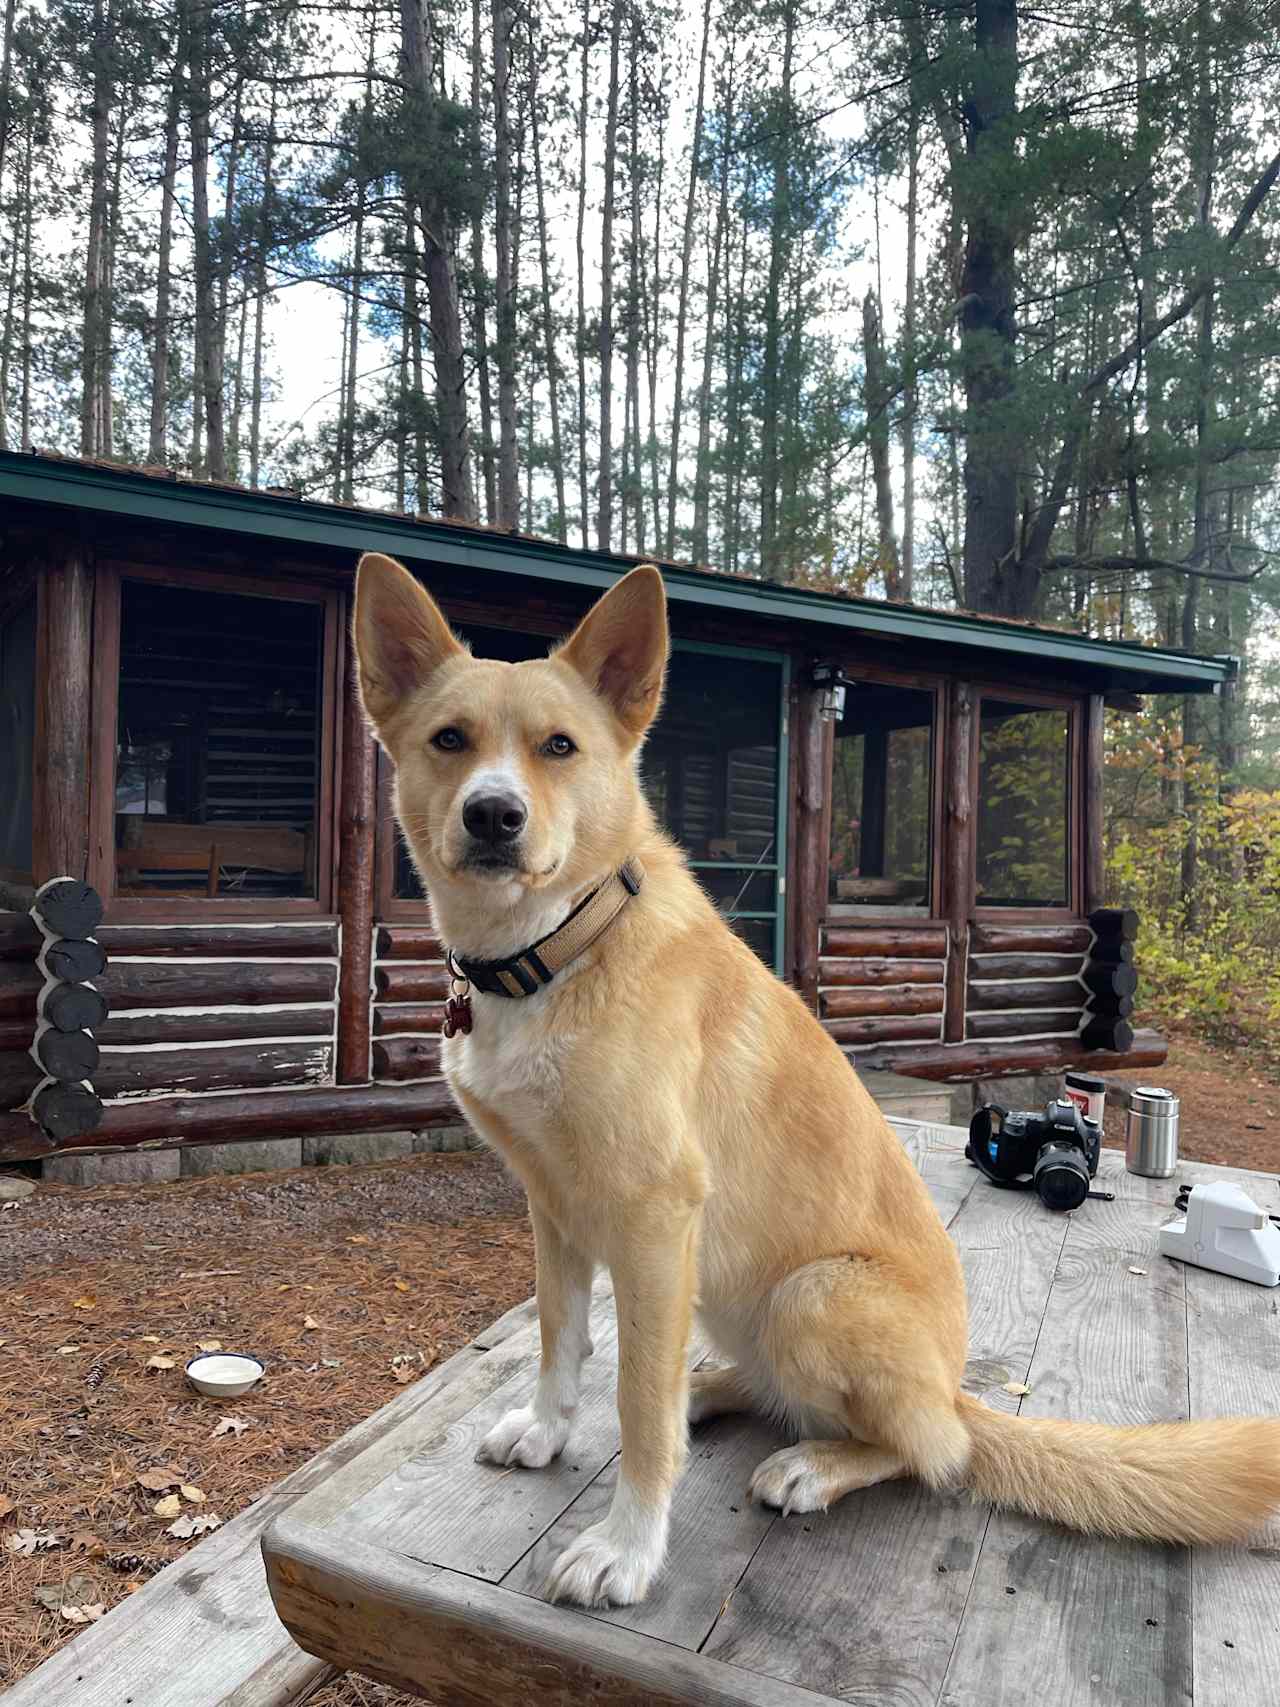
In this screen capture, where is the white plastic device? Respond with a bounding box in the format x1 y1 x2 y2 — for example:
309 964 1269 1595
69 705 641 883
1158 1182 1280 1287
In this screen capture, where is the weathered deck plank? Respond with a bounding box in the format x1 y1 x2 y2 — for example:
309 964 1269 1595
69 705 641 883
697 1173 1071 1702
935 1192 1196 1707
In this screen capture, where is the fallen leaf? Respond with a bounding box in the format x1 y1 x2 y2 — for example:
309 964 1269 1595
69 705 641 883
213 1416 250 1438
34 1573 95 1612
152 1495 181 1519
139 1334 163 1343
61 1602 106 1624
72 1296 96 1311
167 1513 222 1539
145 1356 175 1372
302 1316 320 1332
1002 1381 1031 1397
346 1234 370 1245
1128 1266 1148 1276
6 1529 65 1557
196 1340 223 1353
276 1284 291 1292
68 1532 106 1557
180 1485 206 1505
391 1280 411 1293
55 1345 81 1356
392 1364 415 1384
0 1493 14 1520
135 1468 182 1492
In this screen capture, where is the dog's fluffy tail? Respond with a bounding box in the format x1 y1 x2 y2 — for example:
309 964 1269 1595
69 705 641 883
956 1393 1280 1545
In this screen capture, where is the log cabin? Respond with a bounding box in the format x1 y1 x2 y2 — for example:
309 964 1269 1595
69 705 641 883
0 449 1234 1165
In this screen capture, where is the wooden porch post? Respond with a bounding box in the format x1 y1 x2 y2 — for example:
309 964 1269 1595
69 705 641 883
793 678 833 1011
336 635 377 1083
32 539 95 884
1083 692 1106 916
942 681 974 1043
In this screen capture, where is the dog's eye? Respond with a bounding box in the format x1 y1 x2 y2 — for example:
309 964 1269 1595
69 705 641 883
543 733 576 758
432 727 466 753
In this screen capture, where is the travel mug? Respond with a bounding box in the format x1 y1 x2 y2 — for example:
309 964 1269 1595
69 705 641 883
1124 1086 1180 1178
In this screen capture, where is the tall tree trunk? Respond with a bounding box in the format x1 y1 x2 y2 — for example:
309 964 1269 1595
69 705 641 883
0 205 17 447
149 10 185 464
622 18 641 551
216 60 245 440
404 199 428 513
692 44 734 565
530 30 566 541
596 2 622 550
900 100 919 600
400 0 476 520
80 0 113 458
0 0 16 201
574 0 590 546
188 0 226 478
249 82 277 489
645 64 664 549
866 286 907 594
958 0 1021 613
666 0 712 558
758 0 794 576
1182 0 1218 931
757 0 798 576
492 0 518 526
470 0 496 522
18 114 32 450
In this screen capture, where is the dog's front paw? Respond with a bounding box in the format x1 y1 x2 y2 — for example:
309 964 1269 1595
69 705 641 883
546 1521 660 1608
475 1406 571 1469
749 1444 830 1515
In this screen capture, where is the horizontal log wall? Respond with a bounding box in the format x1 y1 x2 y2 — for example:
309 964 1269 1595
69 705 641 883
965 920 1089 1046
371 923 447 1089
0 1082 460 1164
818 923 946 1050
0 917 341 1115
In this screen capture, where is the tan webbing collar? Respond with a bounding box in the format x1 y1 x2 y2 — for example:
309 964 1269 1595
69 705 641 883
450 857 645 998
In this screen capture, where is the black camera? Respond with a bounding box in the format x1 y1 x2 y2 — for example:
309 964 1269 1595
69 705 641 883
966 1099 1102 1212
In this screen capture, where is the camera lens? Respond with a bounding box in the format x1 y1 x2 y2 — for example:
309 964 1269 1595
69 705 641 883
1033 1141 1090 1211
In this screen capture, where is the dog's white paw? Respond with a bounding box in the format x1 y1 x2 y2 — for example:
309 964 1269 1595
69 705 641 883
546 1520 660 1608
749 1444 831 1515
475 1406 571 1469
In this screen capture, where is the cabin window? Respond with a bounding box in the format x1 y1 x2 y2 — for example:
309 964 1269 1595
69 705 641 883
828 683 934 913
0 598 36 895
113 580 324 900
975 698 1071 908
641 646 786 970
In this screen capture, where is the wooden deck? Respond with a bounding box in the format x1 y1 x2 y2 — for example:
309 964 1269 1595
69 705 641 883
9 1124 1280 1706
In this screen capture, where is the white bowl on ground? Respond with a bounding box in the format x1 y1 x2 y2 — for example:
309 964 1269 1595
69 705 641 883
185 1352 265 1398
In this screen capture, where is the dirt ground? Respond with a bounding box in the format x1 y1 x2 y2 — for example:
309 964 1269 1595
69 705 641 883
0 1148 533 1700
2 1033 1278 1701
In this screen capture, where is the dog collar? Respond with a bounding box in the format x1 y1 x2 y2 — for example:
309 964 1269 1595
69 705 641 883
446 857 644 1007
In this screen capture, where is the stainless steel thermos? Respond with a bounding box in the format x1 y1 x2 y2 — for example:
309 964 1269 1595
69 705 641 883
1124 1086 1181 1178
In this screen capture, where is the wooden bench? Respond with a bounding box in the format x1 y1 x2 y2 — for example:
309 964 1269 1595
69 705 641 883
116 819 309 897
10 1128 1279 1705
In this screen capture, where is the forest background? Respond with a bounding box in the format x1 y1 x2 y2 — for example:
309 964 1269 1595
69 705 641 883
2 0 1279 1062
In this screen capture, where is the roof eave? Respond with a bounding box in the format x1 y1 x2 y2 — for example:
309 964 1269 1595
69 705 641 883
0 452 1232 695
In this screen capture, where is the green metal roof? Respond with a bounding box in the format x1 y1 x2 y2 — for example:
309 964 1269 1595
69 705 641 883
0 450 1233 694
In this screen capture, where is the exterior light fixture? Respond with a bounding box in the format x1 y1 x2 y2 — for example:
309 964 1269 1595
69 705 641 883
809 662 856 722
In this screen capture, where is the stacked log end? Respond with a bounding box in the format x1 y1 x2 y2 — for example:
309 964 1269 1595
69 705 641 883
1081 906 1139 1053
28 878 107 1141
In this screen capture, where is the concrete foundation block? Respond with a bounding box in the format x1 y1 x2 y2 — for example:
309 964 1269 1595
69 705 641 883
44 1148 181 1187
968 1072 1069 1116
179 1138 303 1178
411 1123 483 1154
302 1130 416 1167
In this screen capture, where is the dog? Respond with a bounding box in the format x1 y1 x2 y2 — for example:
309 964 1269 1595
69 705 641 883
354 550 1280 1609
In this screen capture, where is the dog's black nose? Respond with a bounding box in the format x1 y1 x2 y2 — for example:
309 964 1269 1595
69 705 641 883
462 791 527 844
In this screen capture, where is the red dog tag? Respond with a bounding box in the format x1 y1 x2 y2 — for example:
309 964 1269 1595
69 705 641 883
443 993 473 1038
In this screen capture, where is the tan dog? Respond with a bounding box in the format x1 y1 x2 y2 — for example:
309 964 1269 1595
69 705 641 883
354 552 1280 1609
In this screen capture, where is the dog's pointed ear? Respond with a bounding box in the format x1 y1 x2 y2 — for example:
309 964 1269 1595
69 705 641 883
354 552 463 734
558 565 669 741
